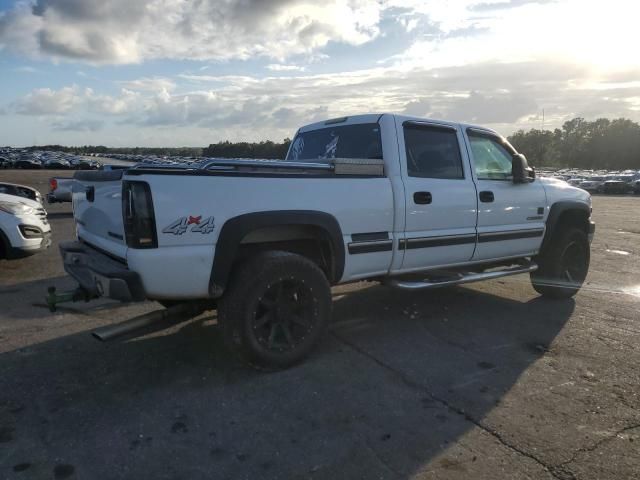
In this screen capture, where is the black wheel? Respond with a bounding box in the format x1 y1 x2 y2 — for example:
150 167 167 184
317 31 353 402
218 251 331 370
531 227 590 299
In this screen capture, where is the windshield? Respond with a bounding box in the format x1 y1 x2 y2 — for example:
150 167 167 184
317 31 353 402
286 123 382 161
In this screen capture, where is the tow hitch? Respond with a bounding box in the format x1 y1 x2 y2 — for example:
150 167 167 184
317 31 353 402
46 284 210 340
45 286 95 312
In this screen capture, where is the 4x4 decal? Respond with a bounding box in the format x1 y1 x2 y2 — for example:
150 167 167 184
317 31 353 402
163 216 215 235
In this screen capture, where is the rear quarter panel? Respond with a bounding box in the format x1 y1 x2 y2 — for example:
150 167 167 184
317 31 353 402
127 173 395 298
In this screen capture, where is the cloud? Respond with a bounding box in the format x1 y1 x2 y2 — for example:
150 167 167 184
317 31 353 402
469 0 557 12
118 77 176 92
13 86 82 114
51 118 104 131
11 85 139 116
445 90 538 124
85 88 139 115
0 0 384 64
16 58 639 138
266 64 306 72
403 98 431 117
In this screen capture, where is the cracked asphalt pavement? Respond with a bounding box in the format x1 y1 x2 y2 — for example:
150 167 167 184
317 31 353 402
1 170 639 479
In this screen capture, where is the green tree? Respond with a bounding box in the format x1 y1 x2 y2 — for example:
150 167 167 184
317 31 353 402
508 117 640 170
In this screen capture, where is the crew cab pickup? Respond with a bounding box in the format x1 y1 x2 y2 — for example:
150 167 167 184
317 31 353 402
59 114 595 368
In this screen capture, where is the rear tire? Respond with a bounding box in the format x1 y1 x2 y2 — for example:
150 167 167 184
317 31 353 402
218 251 331 370
531 227 590 299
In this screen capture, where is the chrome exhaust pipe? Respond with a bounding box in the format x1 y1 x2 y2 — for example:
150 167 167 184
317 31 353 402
92 302 207 342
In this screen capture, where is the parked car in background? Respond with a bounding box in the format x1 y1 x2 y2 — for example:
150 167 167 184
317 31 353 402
579 176 606 193
47 177 74 203
0 192 51 259
69 157 101 170
14 157 42 169
567 177 585 187
0 182 43 205
44 158 72 169
0 156 13 169
603 175 634 194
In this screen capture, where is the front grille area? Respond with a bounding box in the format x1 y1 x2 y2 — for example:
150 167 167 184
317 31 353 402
36 207 48 224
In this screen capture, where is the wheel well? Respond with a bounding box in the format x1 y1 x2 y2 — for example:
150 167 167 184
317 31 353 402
541 203 591 254
209 211 345 297
236 225 336 282
556 209 590 235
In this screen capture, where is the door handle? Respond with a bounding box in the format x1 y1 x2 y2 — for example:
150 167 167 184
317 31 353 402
414 191 432 204
479 191 494 203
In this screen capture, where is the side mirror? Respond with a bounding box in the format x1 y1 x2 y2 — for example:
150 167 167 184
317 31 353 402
512 153 535 183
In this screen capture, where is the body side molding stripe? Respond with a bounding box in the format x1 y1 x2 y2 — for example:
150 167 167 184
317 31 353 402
478 229 544 243
351 231 389 242
348 239 393 254
397 228 545 250
399 234 477 250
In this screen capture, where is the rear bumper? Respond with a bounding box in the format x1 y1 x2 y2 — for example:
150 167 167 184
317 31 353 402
59 241 145 302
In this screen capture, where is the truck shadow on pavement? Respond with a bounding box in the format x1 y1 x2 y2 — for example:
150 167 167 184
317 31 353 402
0 282 574 479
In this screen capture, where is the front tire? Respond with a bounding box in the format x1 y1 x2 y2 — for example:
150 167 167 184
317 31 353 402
531 227 590 299
218 251 332 370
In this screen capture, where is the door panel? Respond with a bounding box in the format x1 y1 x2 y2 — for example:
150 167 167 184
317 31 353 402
398 120 478 271
465 130 547 261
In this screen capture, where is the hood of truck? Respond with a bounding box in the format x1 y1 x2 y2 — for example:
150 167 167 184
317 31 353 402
538 176 591 208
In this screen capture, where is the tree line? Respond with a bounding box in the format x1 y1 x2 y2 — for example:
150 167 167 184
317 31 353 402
202 139 292 159
507 117 640 170
24 145 203 157
16 117 640 169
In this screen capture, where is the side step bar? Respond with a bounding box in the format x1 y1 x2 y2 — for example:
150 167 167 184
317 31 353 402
385 262 538 290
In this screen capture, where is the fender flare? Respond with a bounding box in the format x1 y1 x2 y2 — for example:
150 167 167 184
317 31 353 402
209 210 345 296
541 201 591 251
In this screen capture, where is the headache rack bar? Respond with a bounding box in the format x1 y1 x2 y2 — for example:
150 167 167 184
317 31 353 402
129 157 384 176
201 158 332 171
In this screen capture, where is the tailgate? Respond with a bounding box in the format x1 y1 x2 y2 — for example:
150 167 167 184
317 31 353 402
72 170 127 259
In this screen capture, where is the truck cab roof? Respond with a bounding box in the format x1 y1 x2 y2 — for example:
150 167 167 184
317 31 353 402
297 113 501 138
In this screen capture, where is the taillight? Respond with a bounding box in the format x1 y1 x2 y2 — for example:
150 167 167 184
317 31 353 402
122 180 158 248
49 178 57 192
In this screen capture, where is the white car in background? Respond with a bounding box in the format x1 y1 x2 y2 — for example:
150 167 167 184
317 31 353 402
0 193 51 259
579 176 606 193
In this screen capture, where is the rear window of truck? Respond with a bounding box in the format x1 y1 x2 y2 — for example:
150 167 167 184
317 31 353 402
286 123 382 161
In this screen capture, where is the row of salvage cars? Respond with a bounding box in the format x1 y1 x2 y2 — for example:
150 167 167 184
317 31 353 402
0 149 102 170
0 182 51 260
538 169 640 195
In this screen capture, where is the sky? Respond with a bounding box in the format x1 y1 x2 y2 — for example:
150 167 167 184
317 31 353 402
0 0 639 147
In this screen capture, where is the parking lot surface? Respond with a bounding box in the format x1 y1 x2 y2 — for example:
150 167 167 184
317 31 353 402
1 170 639 480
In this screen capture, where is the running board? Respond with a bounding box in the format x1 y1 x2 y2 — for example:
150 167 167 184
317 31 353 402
385 262 538 290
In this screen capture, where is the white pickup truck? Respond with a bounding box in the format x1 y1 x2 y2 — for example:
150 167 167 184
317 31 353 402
59 113 594 368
